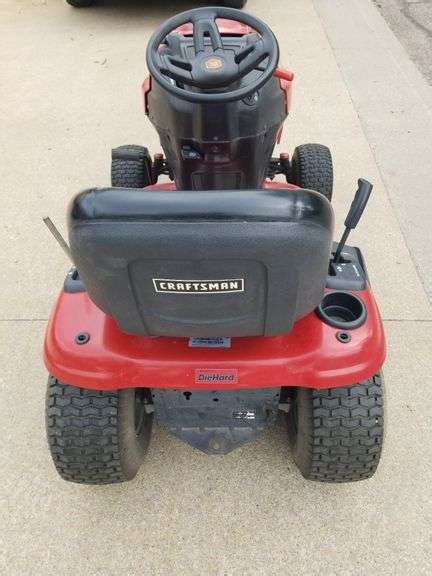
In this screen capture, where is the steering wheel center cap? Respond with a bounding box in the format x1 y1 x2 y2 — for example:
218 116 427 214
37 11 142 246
203 56 224 71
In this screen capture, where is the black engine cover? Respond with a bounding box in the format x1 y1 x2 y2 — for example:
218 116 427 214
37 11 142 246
147 35 287 190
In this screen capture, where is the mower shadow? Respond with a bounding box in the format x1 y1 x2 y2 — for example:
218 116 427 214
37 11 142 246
48 415 361 543
110 414 305 492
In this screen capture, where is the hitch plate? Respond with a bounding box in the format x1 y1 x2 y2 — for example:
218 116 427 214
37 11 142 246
151 388 280 454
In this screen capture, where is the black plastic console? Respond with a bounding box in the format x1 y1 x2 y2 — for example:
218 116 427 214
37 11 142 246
326 243 368 291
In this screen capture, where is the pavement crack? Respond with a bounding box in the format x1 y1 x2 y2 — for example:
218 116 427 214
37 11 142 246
401 2 432 40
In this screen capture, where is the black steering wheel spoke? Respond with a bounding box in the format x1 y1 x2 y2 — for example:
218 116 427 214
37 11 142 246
192 15 224 55
237 39 269 75
235 43 255 64
168 56 193 72
160 54 193 85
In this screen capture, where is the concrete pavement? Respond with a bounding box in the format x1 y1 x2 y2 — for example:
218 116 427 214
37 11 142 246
1 0 431 574
374 0 432 85
315 0 432 301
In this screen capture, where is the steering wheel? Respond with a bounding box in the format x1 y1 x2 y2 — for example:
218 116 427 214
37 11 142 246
146 7 279 104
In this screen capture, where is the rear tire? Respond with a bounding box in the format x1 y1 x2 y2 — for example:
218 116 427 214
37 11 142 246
287 373 384 482
111 144 153 188
46 377 153 484
290 143 333 201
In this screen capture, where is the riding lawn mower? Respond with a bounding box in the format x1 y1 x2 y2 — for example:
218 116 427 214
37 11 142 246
44 7 385 484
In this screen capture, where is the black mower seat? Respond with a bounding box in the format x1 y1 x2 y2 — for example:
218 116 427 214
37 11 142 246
68 187 334 337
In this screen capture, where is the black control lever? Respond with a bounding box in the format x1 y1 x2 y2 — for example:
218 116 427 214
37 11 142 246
333 178 373 264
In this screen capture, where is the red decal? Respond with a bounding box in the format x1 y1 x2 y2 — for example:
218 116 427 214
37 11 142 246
195 369 238 385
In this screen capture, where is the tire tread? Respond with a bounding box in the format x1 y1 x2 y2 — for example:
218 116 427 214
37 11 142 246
291 143 333 201
289 374 384 482
111 144 152 188
46 378 130 484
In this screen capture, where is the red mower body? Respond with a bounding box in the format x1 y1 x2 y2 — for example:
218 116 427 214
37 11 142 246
44 285 385 392
44 179 385 393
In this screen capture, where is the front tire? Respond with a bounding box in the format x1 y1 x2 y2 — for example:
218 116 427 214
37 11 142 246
111 144 153 188
287 374 384 482
46 378 153 484
290 143 333 201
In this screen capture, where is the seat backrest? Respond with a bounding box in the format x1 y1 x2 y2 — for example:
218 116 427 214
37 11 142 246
68 187 334 337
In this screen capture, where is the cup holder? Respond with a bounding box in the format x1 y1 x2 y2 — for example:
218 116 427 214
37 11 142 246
316 291 367 330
